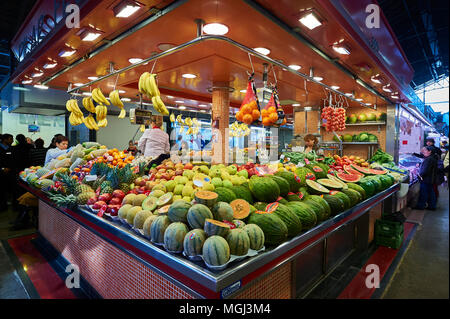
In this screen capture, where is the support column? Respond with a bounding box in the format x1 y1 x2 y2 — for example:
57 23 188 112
211 83 230 164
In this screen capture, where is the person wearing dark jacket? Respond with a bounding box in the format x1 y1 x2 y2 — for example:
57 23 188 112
0 134 14 211
29 138 47 167
12 134 32 174
414 146 438 210
413 138 443 198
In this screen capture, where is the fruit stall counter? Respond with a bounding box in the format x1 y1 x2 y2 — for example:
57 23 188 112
21 180 399 299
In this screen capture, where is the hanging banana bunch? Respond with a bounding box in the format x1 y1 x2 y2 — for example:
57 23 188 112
82 97 96 113
95 103 108 128
229 121 250 137
91 88 110 105
138 72 169 115
66 99 84 126
109 89 126 119
83 114 99 131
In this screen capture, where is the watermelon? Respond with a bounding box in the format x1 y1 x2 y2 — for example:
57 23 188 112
230 199 251 220
305 179 330 195
298 187 309 198
214 187 237 203
285 202 317 230
304 195 331 218
230 185 254 204
253 202 268 211
316 162 331 174
204 219 231 237
350 164 372 175
249 177 280 203
336 172 362 183
294 167 316 187
322 195 345 215
232 219 246 229
274 171 301 192
163 222 189 253
344 165 365 176
379 175 393 189
248 211 288 246
202 236 230 266
305 164 327 179
317 178 343 189
194 191 218 208
267 175 290 197
183 229 207 257
226 228 250 256
341 189 361 206
327 174 349 189
286 192 302 202
331 191 352 210
187 204 214 229
150 215 171 244
168 200 192 223
347 183 367 199
303 199 328 222
364 177 382 193
212 202 234 222
243 224 265 250
368 168 388 175
268 203 302 237
358 179 375 197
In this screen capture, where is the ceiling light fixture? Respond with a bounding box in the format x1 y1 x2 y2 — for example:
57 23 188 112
391 95 399 99
182 73 196 79
332 44 351 55
331 85 340 90
128 58 143 64
203 23 229 35
43 62 57 69
59 47 76 57
253 47 270 55
22 80 32 84
345 93 353 97
198 104 207 107
299 12 323 30
175 100 184 104
74 83 84 87
82 92 92 96
179 106 186 110
370 75 382 84
113 0 142 18
239 90 247 93
355 98 363 101
288 65 301 71
88 76 98 80
313 76 323 81
122 98 131 102
34 84 48 90
32 72 43 78
77 27 103 42
292 103 301 107
166 96 174 99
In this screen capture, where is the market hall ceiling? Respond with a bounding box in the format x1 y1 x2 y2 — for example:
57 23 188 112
8 0 423 112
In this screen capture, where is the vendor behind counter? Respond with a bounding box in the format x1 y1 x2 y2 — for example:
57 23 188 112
297 134 324 156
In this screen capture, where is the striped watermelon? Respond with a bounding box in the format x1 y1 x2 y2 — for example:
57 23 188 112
150 215 171 244
243 224 265 250
226 228 250 256
212 202 234 222
204 219 231 237
163 222 189 253
168 200 192 223
202 236 230 266
248 211 288 246
187 204 213 229
183 229 207 257
286 202 317 230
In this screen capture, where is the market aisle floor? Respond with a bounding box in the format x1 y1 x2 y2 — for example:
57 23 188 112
381 186 449 299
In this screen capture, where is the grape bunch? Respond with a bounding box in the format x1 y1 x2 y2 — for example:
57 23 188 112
332 107 346 131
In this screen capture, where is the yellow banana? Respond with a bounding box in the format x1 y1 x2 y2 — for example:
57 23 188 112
118 108 126 119
176 115 182 123
66 100 74 112
138 72 150 95
70 99 83 117
145 74 160 97
170 113 175 122
85 114 99 130
154 95 168 115
109 90 124 108
186 127 193 135
87 97 96 113
92 88 110 105
98 118 108 128
140 125 145 132
185 117 192 127
151 96 161 113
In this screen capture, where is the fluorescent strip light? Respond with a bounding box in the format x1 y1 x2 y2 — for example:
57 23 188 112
299 12 322 30
22 80 32 84
345 93 353 97
43 63 57 69
355 98 363 101
74 83 84 87
81 32 101 41
371 76 382 84
391 95 399 99
128 58 143 64
114 2 141 18
166 96 174 99
59 49 76 57
34 84 48 90
239 90 247 93
122 98 131 102
203 23 229 35
253 47 270 55
292 103 300 107
382 86 392 92
82 92 92 96
175 100 184 104
313 76 323 81
198 104 207 107
179 106 186 110
331 85 340 90
182 73 196 79
288 65 301 71
32 72 43 78
332 45 350 55
88 76 98 80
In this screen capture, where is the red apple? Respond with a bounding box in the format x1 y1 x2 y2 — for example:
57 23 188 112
155 173 162 179
150 168 157 174
98 193 112 203
175 169 183 176
93 201 107 210
87 196 98 206
109 197 122 206
161 173 170 181
128 189 138 195
184 163 193 170
107 204 121 216
158 168 166 174
112 189 125 200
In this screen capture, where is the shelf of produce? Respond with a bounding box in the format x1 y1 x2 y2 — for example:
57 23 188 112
344 122 386 126
20 180 399 299
341 142 379 145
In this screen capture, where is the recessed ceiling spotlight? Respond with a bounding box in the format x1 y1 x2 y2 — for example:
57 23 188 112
313 76 323 81
122 98 131 102
128 58 143 64
59 47 76 57
88 76 99 81
179 106 186 110
32 72 43 78
253 47 270 55
299 12 322 30
182 74 196 79
22 80 32 84
175 100 184 103
288 65 301 71
203 23 229 35
113 0 142 18
78 27 103 42
331 85 340 90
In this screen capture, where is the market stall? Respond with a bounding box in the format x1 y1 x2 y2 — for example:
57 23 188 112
11 0 414 299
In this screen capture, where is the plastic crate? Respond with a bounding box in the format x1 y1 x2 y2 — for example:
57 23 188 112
375 232 404 249
375 219 404 238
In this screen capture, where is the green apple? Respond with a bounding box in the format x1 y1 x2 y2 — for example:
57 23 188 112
202 182 215 192
237 169 248 179
211 177 223 188
182 170 195 181
174 184 184 195
227 165 237 175
223 180 233 189
199 165 210 175
165 180 176 192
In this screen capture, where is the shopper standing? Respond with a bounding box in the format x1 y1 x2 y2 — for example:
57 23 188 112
138 116 170 167
30 138 47 167
12 134 32 174
414 146 439 211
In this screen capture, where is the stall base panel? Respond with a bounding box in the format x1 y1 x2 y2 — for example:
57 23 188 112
234 262 292 299
325 224 355 273
293 241 325 298
38 201 195 299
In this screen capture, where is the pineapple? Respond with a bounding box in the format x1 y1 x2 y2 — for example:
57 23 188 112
76 192 96 205
59 174 79 196
118 183 130 194
49 194 78 209
74 183 94 196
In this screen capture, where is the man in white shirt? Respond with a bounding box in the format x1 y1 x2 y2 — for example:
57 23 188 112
138 116 170 166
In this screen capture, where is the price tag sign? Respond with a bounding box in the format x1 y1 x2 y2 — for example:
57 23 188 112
84 174 98 182
97 205 107 217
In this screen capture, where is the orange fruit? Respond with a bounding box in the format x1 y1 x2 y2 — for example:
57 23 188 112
236 111 243 122
262 117 271 126
243 114 253 125
269 112 278 123
261 109 269 117
241 104 252 115
249 100 258 110
267 106 276 114
252 109 261 121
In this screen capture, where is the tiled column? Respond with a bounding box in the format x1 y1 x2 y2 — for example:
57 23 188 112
211 83 230 164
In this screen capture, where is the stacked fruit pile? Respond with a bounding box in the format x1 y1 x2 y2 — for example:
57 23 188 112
261 106 286 127
347 112 386 124
236 100 260 125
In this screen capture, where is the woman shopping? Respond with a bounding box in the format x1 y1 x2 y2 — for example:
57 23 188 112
414 146 439 211
138 115 170 167
44 135 71 165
